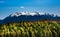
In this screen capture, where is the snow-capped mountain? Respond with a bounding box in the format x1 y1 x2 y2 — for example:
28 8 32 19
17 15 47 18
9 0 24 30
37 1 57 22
10 12 45 17
0 12 60 24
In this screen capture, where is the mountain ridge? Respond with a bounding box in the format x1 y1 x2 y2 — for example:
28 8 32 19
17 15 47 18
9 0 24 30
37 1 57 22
10 12 45 17
0 12 60 24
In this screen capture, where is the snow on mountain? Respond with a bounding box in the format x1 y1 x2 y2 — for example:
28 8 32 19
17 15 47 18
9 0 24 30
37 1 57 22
10 12 45 17
0 11 60 24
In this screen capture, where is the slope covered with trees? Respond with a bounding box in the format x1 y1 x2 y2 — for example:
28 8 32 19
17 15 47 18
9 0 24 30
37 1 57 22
0 21 60 37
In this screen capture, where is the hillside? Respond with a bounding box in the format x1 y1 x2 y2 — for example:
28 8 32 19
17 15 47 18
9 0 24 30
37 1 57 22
0 21 60 37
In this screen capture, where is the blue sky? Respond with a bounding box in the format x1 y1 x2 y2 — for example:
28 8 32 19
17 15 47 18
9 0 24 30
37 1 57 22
0 0 60 19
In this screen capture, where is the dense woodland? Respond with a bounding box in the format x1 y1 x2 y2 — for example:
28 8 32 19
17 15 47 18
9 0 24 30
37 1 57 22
0 21 60 37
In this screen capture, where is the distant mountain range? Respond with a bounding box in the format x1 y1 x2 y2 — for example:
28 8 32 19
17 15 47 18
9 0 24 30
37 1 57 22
0 12 60 24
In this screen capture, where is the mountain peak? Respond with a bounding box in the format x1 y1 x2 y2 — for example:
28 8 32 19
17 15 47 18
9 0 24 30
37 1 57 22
10 12 45 17
0 11 60 24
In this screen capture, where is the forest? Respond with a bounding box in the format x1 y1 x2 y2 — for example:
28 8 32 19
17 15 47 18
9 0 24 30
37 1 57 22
0 21 60 37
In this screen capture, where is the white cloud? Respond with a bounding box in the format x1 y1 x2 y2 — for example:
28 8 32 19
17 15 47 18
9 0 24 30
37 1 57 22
20 6 25 9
